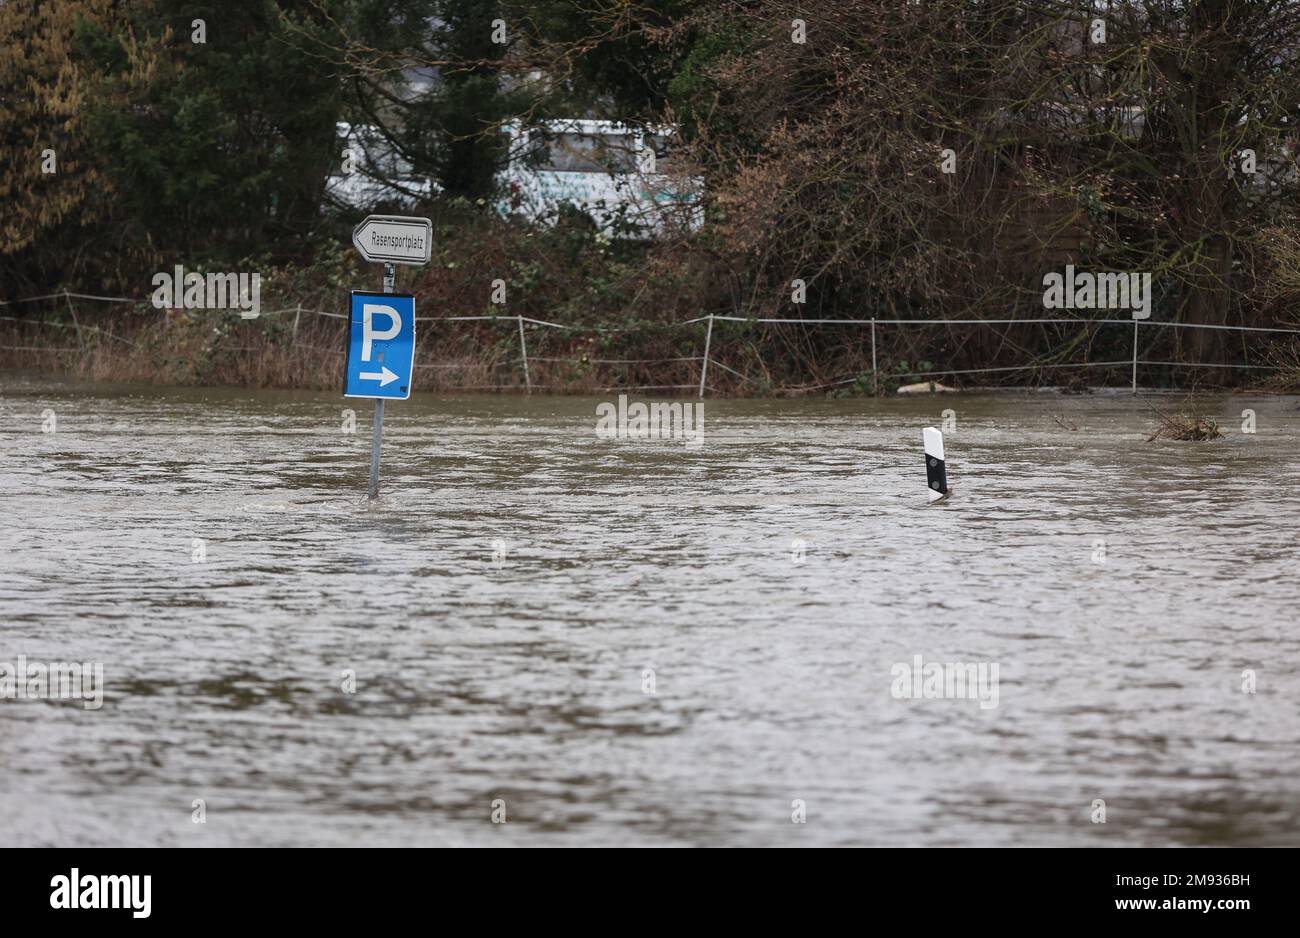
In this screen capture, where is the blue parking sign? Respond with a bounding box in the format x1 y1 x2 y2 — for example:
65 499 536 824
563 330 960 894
344 291 415 400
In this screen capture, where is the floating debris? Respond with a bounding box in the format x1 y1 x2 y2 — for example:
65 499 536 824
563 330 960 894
1146 412 1222 441
897 381 957 396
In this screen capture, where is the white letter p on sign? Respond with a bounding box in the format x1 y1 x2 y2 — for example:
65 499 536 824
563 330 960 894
362 304 401 361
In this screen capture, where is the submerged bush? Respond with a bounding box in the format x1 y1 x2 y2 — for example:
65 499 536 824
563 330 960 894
1146 412 1223 442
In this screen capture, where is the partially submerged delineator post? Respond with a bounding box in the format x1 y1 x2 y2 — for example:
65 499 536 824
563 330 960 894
923 427 949 502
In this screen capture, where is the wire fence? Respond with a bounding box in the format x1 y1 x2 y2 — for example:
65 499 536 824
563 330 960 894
2 288 1298 396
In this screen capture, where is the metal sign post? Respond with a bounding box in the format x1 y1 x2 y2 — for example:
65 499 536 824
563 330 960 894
348 215 432 499
368 263 395 498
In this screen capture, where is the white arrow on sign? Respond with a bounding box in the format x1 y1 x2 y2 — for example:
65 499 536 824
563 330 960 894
359 366 399 386
352 214 433 266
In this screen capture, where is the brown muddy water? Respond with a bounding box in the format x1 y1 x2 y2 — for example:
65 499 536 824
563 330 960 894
1 375 1298 847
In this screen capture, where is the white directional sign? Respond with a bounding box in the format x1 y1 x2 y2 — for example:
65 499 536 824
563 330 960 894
352 214 433 266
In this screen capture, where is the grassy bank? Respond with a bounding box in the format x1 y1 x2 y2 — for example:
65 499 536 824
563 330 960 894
11 302 1296 396
4 215 1299 396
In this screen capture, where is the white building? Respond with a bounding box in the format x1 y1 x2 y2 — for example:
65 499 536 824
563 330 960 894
496 119 704 239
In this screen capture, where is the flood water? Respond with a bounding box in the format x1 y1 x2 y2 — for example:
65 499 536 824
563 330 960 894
1 375 1298 846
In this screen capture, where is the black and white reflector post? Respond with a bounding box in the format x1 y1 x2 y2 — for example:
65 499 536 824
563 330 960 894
923 427 948 502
